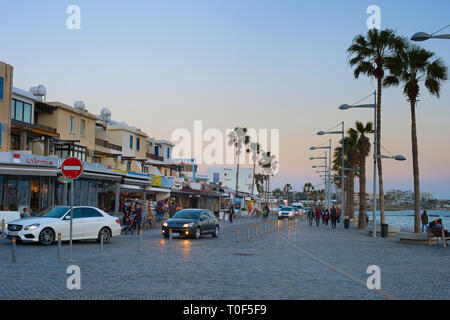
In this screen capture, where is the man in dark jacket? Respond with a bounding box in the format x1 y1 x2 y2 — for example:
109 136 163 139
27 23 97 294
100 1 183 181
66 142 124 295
229 204 234 224
421 210 429 233
330 206 338 229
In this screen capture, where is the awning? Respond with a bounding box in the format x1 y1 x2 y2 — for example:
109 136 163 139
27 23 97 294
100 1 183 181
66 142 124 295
123 177 150 187
0 165 59 176
82 171 122 182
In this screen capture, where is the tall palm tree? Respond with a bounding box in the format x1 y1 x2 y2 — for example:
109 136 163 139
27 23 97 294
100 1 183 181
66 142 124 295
228 127 250 193
384 44 448 233
259 151 279 205
303 183 314 205
254 173 265 195
318 189 325 206
247 142 262 195
355 121 374 229
283 184 293 205
348 28 405 225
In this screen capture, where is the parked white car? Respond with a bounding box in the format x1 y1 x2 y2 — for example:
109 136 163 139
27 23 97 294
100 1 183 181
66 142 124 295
5 206 122 245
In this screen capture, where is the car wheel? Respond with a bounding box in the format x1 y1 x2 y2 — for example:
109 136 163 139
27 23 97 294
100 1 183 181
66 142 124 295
194 227 201 239
212 226 219 238
39 228 55 245
98 227 112 243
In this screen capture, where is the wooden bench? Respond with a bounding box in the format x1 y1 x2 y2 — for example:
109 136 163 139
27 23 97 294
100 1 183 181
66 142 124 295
427 227 450 248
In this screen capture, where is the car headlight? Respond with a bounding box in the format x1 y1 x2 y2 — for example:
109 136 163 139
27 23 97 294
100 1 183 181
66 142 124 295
183 222 194 228
163 222 168 227
24 223 40 230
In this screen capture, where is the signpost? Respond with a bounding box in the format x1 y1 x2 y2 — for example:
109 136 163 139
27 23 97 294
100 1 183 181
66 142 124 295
61 157 83 262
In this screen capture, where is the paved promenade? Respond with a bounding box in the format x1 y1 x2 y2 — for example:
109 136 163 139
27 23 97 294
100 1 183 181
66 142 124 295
0 216 449 300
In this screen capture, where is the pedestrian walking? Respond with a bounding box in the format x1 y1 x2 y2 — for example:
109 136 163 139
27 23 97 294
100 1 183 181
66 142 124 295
263 204 269 221
323 209 329 229
228 204 234 223
330 205 338 229
134 202 143 232
337 206 341 224
169 201 177 218
315 207 321 226
421 210 429 233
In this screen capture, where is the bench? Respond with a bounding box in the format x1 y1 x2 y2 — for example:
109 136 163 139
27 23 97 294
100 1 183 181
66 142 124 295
427 227 450 248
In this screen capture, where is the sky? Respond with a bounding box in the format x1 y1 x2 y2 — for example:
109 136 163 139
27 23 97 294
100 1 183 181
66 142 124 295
1 0 450 198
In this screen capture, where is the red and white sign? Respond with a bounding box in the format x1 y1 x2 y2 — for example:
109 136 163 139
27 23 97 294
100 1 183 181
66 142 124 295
61 157 83 179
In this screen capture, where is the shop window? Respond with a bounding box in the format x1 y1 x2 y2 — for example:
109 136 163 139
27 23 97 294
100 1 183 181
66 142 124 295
81 180 89 205
0 176 3 208
18 177 30 209
6 177 18 210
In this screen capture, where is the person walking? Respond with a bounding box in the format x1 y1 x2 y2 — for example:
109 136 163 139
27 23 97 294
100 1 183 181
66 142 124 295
330 205 338 229
169 201 177 218
315 207 321 227
228 204 234 224
323 209 330 229
133 202 143 232
421 210 429 233
263 204 269 221
337 206 341 224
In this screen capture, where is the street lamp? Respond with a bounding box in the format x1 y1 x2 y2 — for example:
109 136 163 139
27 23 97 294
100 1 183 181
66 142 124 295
317 122 345 219
311 140 332 212
411 25 450 42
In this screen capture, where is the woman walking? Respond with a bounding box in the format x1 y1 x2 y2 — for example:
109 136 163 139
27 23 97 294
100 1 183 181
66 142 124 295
323 208 330 230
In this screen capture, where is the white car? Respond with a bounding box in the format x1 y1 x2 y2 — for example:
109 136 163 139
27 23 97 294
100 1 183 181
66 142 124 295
6 206 122 245
278 206 295 219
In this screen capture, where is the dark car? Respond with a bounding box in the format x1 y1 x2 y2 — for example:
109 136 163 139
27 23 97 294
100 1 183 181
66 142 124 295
161 209 219 239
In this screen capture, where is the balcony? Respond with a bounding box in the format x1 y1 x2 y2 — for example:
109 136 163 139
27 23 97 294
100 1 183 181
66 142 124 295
146 153 164 162
11 119 58 135
95 138 122 152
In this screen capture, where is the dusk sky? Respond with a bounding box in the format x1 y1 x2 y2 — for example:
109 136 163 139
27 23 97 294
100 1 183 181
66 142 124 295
1 0 449 197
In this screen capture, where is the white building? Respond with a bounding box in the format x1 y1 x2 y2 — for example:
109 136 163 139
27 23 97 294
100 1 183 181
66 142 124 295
207 167 253 193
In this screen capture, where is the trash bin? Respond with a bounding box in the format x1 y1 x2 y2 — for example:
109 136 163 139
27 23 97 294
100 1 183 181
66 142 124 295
381 224 389 238
344 218 350 229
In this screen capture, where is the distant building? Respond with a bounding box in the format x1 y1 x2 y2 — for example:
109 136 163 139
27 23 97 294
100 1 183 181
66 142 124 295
421 192 434 201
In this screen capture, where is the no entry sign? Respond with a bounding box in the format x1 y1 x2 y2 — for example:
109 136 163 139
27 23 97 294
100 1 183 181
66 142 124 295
61 157 83 179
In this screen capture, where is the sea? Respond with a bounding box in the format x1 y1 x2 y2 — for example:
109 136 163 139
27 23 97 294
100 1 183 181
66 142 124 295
361 210 450 231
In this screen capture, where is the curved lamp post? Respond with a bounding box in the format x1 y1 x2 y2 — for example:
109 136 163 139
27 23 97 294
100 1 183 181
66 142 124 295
411 25 450 42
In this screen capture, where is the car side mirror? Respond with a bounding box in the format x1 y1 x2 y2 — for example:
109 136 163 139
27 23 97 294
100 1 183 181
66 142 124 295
64 215 71 221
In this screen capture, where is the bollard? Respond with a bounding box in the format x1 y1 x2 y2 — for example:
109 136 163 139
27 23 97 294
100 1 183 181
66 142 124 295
1 219 5 238
138 229 142 252
100 232 104 255
236 227 240 242
169 229 173 248
12 237 16 263
57 233 62 259
247 224 250 241
255 224 258 237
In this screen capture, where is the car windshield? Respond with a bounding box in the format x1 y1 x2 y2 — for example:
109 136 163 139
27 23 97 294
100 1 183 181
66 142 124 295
280 207 293 211
172 210 201 220
37 207 70 218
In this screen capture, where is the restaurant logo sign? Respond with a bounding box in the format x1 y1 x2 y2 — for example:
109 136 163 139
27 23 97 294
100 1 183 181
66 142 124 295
11 153 59 167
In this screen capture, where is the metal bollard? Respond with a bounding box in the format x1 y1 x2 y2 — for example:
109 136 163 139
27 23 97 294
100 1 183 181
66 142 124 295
1 219 5 238
138 229 142 252
12 237 16 263
169 229 173 248
100 232 104 255
247 224 250 241
236 227 240 242
57 233 62 259
255 224 258 237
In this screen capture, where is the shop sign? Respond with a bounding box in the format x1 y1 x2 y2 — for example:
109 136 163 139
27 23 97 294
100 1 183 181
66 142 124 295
58 176 73 184
10 153 59 167
149 175 162 187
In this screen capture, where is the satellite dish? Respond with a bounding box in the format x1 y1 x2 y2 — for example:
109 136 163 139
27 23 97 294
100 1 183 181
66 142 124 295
100 108 112 122
29 85 47 101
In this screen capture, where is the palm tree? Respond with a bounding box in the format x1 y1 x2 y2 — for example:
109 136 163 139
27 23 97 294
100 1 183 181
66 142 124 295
254 173 265 195
259 151 279 205
283 184 293 205
247 142 262 195
227 127 250 193
318 189 325 206
348 28 405 225
303 183 314 206
272 188 283 205
355 121 374 229
384 44 448 233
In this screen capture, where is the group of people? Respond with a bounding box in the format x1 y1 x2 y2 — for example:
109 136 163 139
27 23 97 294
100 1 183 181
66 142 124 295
421 210 449 238
122 199 144 232
307 205 341 229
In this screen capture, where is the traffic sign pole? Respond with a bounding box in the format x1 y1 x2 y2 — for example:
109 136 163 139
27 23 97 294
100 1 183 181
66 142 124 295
70 180 73 262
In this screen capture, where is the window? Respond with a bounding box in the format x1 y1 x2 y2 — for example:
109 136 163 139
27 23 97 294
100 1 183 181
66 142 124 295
130 135 133 149
69 116 75 133
126 161 131 171
80 119 86 136
154 145 159 156
167 147 170 159
0 76 3 100
137 137 140 151
81 207 103 218
0 123 2 147
11 99 32 124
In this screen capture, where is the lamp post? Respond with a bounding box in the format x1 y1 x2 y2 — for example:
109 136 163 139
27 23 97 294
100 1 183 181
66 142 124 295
339 91 377 236
411 25 450 42
311 139 332 213
317 122 344 223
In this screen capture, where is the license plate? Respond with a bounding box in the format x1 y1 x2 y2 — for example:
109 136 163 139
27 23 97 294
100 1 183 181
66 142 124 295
8 231 18 236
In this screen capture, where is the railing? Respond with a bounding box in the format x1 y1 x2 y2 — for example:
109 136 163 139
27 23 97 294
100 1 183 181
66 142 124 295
146 153 164 162
11 119 57 134
95 138 122 152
